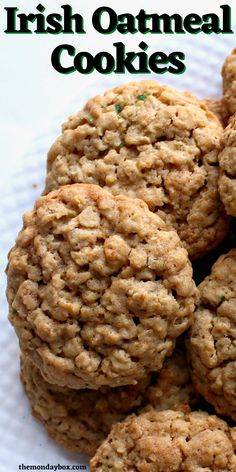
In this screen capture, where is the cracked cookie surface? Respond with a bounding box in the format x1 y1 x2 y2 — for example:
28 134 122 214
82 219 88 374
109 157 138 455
20 347 198 456
142 347 199 414
90 409 236 471
7 183 196 389
188 249 236 420
218 114 236 216
20 355 149 456
45 81 228 260
203 98 227 127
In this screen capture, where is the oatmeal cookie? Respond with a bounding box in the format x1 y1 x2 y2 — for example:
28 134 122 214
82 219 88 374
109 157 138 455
7 183 197 389
90 409 236 471
20 348 197 456
20 355 149 456
218 114 236 216
193 219 236 285
45 81 228 260
203 98 227 127
142 347 199 414
222 48 236 119
188 249 236 420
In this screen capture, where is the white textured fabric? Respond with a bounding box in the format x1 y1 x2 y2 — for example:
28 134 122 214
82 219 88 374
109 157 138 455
0 31 236 471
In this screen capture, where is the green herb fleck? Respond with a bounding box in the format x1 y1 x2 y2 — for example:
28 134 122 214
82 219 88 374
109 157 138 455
115 104 123 114
137 94 150 101
88 116 94 124
119 141 125 148
220 295 226 302
199 378 205 385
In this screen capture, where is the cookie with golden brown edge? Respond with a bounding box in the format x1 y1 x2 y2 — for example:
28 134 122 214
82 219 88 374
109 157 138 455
45 81 228 260
188 249 236 421
203 98 227 127
90 410 236 471
218 114 236 216
20 347 198 456
7 183 197 389
20 355 149 456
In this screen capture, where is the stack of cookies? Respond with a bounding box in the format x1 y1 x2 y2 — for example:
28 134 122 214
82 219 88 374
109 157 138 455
6 49 236 471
